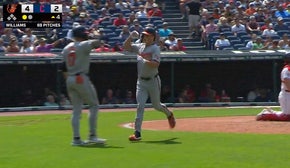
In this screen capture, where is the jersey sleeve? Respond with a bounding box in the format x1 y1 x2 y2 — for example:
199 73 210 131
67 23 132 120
152 45 161 62
282 68 290 80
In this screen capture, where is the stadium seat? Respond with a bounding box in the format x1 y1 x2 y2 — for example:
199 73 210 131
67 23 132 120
233 44 245 50
236 31 248 38
230 39 243 46
277 30 290 37
222 47 234 50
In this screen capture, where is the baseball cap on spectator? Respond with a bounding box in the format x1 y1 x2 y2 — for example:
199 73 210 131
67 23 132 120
249 3 255 7
229 0 234 3
39 37 47 42
249 15 256 20
218 1 224 4
152 3 158 8
177 38 182 41
236 1 241 6
80 12 86 18
101 7 106 11
278 17 283 21
72 22 80 28
163 22 168 26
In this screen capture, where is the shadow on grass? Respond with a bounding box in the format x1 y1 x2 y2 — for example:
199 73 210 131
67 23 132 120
74 143 124 149
140 137 181 145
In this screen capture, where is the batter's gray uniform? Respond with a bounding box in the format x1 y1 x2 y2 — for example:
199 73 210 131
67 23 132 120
62 40 99 139
131 43 172 132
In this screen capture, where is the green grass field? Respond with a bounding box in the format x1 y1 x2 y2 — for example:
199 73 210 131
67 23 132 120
1 107 290 168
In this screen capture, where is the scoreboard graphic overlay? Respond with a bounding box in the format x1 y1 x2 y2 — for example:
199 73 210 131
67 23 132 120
3 4 62 28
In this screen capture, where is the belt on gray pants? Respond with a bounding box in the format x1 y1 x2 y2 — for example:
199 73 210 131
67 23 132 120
140 74 158 81
74 72 88 76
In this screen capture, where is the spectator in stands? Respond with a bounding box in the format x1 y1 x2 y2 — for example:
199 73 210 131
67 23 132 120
247 86 260 102
178 89 192 103
21 28 37 44
158 22 173 39
111 42 124 52
211 8 221 20
263 36 274 49
145 0 156 11
246 33 257 49
279 33 290 49
235 5 246 20
6 37 20 53
275 4 290 19
131 0 143 10
287 4 290 13
262 23 277 37
260 18 271 31
44 94 58 106
20 38 34 53
185 0 202 39
164 32 177 49
201 16 218 44
179 0 191 20
35 37 63 53
127 12 137 27
170 38 186 51
283 39 290 49
101 88 118 104
254 7 266 22
115 0 131 10
129 19 144 34
0 38 6 53
217 1 226 14
135 5 148 19
221 4 235 20
217 16 231 32
1 28 16 44
59 93 71 106
198 83 217 102
96 28 109 44
44 28 59 44
66 22 80 41
119 25 131 41
245 3 256 16
113 13 128 28
214 33 231 50
252 36 265 50
95 41 111 52
147 3 162 17
274 17 289 31
218 89 231 102
158 38 169 51
267 40 281 50
246 15 260 35
106 0 122 15
122 90 136 104
231 18 246 36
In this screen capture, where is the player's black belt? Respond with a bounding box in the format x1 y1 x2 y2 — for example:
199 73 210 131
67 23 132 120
140 74 158 81
74 73 88 76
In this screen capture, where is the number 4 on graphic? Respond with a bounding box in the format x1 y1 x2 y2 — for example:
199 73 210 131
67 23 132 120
21 4 33 13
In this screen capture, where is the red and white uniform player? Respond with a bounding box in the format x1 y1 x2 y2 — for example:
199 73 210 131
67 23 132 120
256 53 290 121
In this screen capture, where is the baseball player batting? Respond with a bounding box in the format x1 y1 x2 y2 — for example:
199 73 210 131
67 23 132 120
256 52 290 121
62 26 106 146
124 27 176 141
